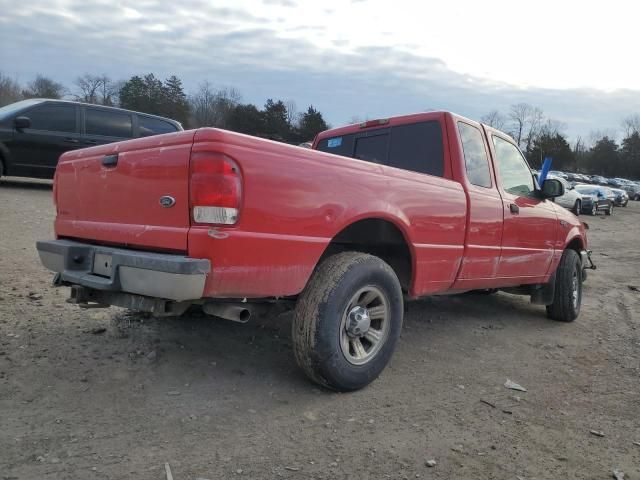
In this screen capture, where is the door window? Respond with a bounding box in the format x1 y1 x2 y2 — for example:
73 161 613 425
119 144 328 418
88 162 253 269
86 109 133 138
492 136 534 196
139 116 178 137
26 104 76 133
458 122 491 188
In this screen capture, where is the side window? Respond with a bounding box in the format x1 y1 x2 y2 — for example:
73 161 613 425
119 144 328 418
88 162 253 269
86 109 133 138
26 104 76 133
389 121 444 177
458 122 491 187
354 133 389 164
139 116 178 137
492 136 535 196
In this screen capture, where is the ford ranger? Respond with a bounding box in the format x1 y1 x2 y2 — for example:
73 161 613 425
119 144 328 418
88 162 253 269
36 111 594 391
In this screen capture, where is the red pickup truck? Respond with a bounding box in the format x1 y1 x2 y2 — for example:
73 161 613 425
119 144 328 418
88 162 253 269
37 111 594 391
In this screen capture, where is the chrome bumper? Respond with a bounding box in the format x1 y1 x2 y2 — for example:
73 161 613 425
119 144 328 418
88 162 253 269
36 239 210 301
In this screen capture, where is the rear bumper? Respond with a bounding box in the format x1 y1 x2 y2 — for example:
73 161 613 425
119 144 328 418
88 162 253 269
36 239 210 301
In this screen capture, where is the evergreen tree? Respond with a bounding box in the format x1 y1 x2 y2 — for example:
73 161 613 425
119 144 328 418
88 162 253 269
526 132 574 170
262 99 290 140
298 105 329 141
227 104 265 135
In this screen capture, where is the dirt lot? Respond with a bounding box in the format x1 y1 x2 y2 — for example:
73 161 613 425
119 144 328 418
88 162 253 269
0 177 639 480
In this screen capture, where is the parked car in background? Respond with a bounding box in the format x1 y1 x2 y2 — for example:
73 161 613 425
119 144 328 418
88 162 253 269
591 175 608 185
625 183 640 200
610 188 629 206
0 99 183 180
548 175 583 214
574 185 614 215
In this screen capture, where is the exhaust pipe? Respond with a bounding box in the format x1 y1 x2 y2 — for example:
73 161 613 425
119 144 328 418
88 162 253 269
203 303 251 323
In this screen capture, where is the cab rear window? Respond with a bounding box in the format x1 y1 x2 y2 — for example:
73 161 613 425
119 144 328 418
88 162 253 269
316 121 444 177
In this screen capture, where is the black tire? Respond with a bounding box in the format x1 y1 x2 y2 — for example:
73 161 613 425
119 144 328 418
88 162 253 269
546 249 582 322
605 204 613 216
572 200 581 216
292 252 404 391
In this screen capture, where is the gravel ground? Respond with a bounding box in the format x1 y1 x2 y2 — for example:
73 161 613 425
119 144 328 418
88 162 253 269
1 177 639 480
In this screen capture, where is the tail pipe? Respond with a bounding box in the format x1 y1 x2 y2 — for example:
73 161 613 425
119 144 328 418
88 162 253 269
203 303 251 323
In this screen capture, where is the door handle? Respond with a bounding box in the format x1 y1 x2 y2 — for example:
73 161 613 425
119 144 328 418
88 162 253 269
84 139 98 145
63 137 79 144
102 154 118 167
509 203 520 214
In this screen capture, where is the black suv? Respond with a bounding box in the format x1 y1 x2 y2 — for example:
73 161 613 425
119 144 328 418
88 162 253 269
0 99 183 179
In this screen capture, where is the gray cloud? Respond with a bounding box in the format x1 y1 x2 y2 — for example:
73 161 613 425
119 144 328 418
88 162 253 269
1 0 638 139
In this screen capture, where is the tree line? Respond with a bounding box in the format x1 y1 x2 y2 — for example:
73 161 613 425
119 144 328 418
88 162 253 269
1 72 638 179
0 72 329 144
482 104 640 179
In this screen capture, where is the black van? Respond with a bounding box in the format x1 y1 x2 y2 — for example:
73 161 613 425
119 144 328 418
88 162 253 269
0 99 183 179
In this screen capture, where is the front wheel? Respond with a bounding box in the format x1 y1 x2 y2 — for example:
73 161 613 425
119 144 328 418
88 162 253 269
572 200 581 216
546 249 582 322
292 252 404 391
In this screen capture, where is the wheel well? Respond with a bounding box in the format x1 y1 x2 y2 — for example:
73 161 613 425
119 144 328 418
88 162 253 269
320 218 413 292
565 237 583 254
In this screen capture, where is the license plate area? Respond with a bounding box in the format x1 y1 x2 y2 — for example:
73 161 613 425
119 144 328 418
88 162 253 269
93 253 113 277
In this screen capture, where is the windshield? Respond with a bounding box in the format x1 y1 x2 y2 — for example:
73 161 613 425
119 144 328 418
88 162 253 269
0 99 43 119
575 186 597 195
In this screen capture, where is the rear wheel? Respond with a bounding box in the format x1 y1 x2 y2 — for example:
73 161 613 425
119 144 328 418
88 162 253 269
546 249 582 322
572 200 581 215
292 252 404 391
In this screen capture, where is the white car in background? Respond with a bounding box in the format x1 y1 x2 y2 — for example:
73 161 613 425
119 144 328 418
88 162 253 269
548 175 583 215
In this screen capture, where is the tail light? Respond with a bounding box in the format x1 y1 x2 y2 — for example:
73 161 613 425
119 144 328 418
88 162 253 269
190 151 242 225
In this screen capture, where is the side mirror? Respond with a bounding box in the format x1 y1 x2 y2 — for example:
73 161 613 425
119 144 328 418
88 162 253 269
14 116 31 130
541 178 564 198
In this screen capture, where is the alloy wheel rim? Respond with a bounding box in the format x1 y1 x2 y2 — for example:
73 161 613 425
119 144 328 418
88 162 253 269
339 286 390 365
571 269 580 309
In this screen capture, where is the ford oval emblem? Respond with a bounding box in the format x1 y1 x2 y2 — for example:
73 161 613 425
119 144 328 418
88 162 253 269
159 195 176 208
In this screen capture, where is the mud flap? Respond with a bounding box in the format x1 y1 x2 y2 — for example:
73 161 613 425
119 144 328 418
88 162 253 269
530 271 556 305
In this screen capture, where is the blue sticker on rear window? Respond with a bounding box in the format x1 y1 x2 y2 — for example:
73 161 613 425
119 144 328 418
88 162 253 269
327 137 342 148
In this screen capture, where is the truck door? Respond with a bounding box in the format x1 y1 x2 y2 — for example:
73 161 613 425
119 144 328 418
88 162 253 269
453 121 504 286
489 133 557 279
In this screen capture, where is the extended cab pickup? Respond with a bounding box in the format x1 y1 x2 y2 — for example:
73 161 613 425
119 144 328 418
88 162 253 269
37 111 594 391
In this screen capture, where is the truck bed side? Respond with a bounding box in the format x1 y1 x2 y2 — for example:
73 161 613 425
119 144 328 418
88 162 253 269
189 128 467 298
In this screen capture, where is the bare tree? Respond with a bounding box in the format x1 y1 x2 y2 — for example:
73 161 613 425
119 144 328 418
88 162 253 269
74 74 102 104
539 118 566 137
0 72 22 107
481 110 506 130
74 74 120 105
522 107 544 153
621 114 640 137
285 99 298 127
22 75 66 99
189 82 241 128
587 129 617 149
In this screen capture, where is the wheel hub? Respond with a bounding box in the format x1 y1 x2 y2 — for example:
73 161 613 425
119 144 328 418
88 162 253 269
346 306 371 337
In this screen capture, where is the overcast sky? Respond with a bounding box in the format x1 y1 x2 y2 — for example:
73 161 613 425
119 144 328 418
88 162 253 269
1 0 639 139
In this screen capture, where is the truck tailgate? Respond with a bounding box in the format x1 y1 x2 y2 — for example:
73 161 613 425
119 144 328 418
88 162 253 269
54 131 197 252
